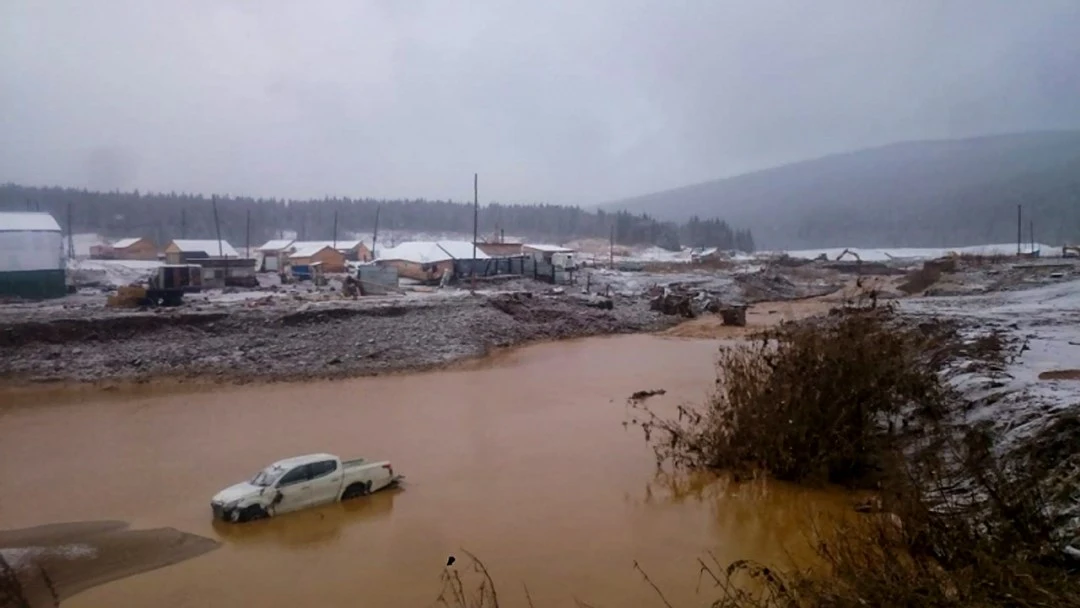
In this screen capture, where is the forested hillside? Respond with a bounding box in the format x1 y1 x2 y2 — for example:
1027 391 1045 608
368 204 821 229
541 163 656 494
0 185 754 252
605 131 1080 250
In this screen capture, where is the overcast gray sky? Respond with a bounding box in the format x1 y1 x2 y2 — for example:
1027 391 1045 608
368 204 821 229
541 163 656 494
1 0 1078 204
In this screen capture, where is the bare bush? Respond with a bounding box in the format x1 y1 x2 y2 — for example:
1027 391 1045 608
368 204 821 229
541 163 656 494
630 304 951 484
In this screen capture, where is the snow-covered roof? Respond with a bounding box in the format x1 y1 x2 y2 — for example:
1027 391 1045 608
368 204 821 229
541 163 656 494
291 240 364 252
288 243 338 259
378 240 490 264
523 243 573 253
111 237 145 249
0 212 61 233
169 239 239 257
257 239 295 252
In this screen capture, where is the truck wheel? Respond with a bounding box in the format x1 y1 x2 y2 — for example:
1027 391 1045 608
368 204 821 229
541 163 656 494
343 482 369 500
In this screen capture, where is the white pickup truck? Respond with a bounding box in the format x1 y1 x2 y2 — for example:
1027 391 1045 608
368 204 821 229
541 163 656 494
211 453 402 523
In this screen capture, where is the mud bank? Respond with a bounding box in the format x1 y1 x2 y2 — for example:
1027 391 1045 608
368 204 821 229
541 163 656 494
0 521 218 607
0 292 680 387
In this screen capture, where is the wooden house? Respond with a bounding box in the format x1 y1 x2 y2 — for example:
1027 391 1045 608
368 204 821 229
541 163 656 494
164 240 240 265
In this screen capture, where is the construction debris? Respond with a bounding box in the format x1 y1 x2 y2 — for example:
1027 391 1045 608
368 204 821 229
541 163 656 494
646 283 745 324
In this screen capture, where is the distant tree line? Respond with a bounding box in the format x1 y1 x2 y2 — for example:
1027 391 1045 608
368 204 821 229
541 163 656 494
0 184 755 252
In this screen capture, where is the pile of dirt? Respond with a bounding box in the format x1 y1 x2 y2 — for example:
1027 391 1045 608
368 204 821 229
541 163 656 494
733 271 841 303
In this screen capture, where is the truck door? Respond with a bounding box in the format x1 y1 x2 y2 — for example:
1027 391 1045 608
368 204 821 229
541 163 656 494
307 459 344 506
273 464 314 514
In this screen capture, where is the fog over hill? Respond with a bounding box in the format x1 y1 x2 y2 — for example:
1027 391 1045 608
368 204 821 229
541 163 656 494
604 131 1080 250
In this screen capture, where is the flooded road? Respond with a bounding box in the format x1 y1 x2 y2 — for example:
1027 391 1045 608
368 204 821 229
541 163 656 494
0 334 849 607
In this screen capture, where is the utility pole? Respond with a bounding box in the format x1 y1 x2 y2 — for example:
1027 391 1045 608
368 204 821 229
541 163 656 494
1030 219 1035 255
212 195 228 285
332 209 338 249
609 224 615 269
472 173 479 261
212 196 224 257
1016 204 1022 255
245 208 251 259
472 173 479 292
66 202 75 259
371 205 380 260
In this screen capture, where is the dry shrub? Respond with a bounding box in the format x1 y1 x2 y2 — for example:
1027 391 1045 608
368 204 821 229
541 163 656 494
700 424 1080 608
630 304 949 484
436 550 501 608
626 301 1079 605
898 262 944 294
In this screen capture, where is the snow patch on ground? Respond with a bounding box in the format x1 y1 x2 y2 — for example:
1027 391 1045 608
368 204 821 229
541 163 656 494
903 280 1080 439
777 242 1060 262
69 258 163 287
898 280 1080 542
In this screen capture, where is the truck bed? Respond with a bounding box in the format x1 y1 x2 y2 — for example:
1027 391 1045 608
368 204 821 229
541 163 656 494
342 458 391 470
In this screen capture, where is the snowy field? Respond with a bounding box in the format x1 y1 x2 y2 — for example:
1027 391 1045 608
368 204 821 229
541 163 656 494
777 242 1061 262
68 258 162 287
903 278 1080 441
902 279 1080 538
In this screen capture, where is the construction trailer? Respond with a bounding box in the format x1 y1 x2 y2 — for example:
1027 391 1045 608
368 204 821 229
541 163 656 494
192 257 258 288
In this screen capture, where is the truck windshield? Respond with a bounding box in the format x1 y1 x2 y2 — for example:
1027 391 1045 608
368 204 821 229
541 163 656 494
250 465 285 487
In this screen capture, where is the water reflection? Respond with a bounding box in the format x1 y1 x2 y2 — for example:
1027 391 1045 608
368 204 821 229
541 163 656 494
639 469 840 568
212 488 401 550
0 334 849 608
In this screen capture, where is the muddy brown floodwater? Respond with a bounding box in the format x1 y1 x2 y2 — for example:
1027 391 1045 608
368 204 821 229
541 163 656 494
0 334 851 607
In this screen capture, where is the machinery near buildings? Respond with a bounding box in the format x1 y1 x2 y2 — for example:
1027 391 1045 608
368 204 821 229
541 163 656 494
107 265 203 308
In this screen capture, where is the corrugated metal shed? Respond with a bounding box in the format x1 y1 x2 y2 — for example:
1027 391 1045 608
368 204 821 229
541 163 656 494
0 212 65 298
0 212 62 232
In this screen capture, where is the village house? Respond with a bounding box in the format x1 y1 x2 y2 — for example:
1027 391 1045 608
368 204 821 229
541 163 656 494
255 239 295 272
286 243 348 273
91 237 158 261
164 239 240 265
376 240 488 282
196 258 258 288
289 240 373 263
475 241 524 257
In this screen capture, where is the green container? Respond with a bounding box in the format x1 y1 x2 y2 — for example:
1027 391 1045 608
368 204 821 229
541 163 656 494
0 268 67 300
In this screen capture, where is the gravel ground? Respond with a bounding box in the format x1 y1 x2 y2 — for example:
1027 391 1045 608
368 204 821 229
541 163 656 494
0 291 679 385
0 262 851 387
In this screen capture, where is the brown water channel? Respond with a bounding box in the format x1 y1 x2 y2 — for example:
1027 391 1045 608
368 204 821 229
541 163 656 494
0 334 849 607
